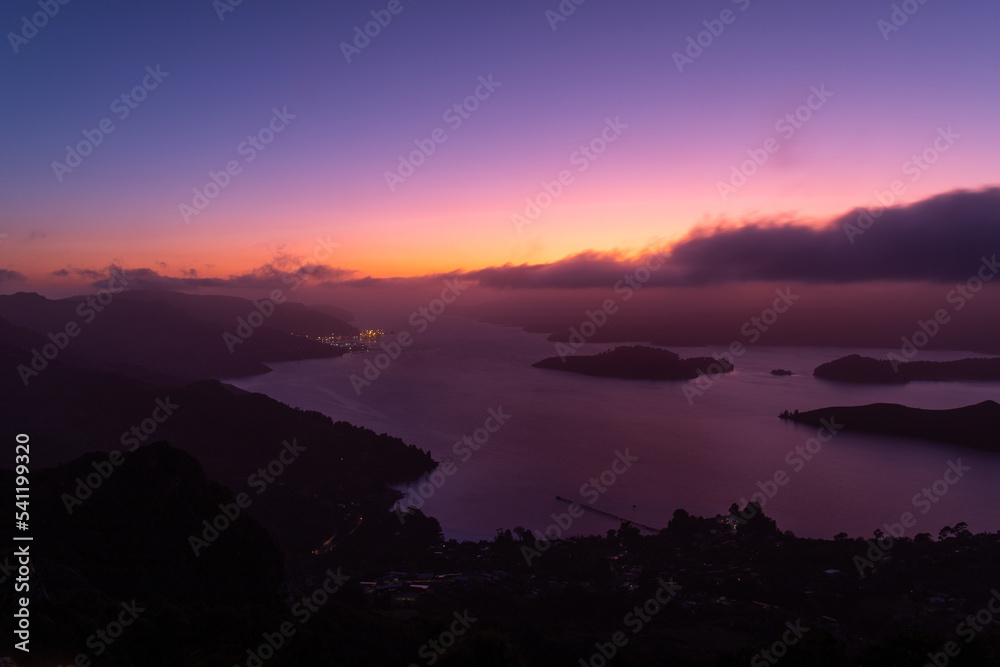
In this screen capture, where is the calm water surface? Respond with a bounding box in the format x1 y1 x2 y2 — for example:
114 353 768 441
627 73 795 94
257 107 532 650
227 315 1000 542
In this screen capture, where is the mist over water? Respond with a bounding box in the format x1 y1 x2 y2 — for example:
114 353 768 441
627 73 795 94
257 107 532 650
228 315 1000 542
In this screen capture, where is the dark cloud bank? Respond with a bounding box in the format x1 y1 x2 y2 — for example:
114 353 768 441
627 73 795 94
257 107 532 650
50 187 998 295
468 188 1000 288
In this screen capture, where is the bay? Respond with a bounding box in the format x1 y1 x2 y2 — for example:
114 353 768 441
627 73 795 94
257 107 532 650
227 315 1000 542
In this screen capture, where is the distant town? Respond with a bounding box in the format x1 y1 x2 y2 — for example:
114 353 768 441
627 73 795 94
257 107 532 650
296 328 392 351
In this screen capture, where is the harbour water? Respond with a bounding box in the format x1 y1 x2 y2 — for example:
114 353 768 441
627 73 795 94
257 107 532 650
227 315 1000 542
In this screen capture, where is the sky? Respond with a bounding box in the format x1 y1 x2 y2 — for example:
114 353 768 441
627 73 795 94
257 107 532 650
1 0 998 296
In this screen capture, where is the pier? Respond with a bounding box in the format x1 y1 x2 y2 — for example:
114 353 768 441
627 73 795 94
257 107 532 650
555 496 660 534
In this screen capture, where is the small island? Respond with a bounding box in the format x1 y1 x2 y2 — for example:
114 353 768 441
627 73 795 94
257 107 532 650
770 368 794 376
778 400 1000 452
532 345 734 380
813 354 1000 384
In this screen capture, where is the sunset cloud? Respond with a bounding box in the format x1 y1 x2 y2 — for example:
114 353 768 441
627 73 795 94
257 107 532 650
31 188 1000 294
464 188 1000 288
0 269 25 283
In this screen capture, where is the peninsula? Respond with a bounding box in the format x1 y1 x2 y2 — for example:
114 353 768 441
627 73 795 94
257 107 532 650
779 400 1000 452
813 354 1000 384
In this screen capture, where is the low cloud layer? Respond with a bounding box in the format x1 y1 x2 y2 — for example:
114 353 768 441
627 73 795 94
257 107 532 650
58 261 357 291
38 187 1000 293
468 187 1000 288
